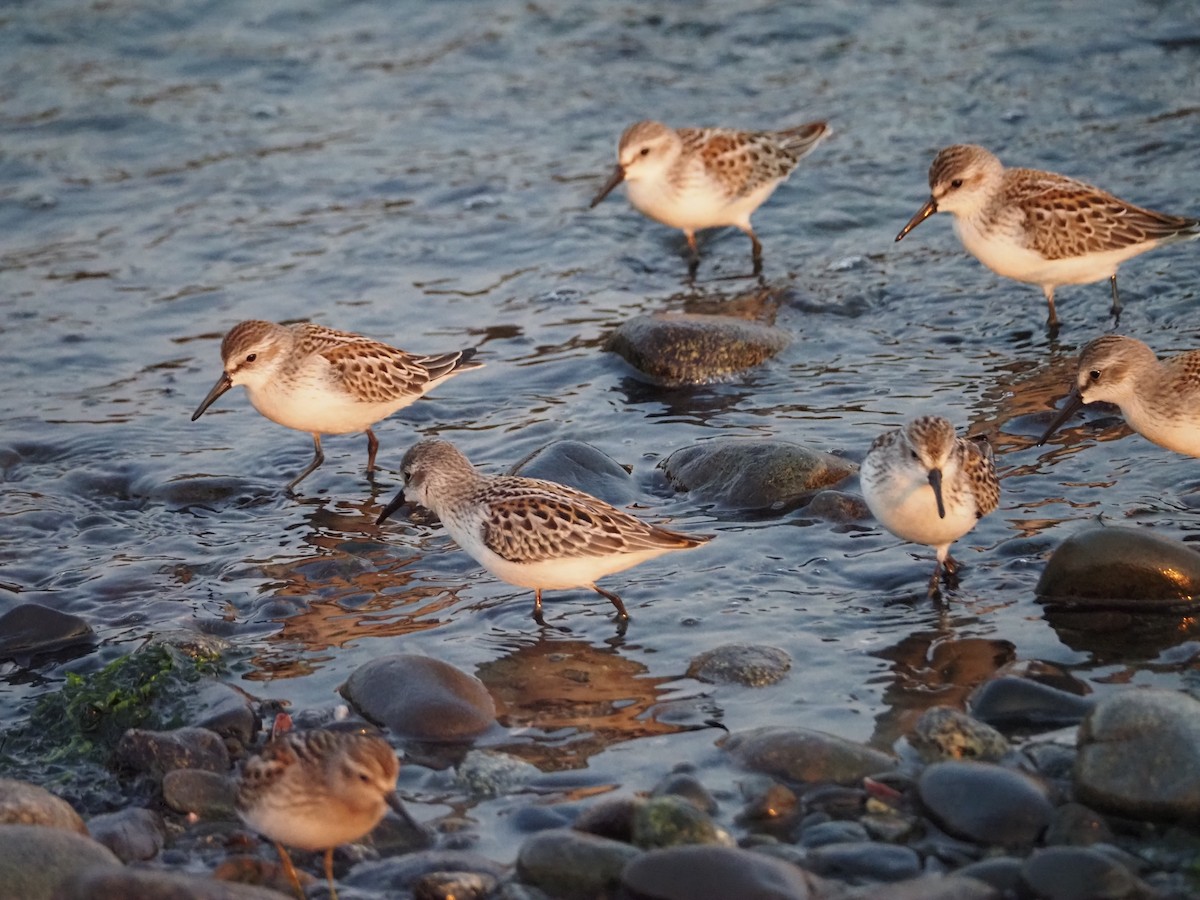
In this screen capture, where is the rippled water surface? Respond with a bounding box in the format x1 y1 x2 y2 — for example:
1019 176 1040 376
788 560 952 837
3 0 1200 862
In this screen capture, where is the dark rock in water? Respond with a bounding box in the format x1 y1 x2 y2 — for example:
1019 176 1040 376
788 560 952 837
955 857 1024 895
0 824 120 899
572 796 643 843
161 769 237 819
908 706 1010 762
720 726 897 785
1019 846 1145 900
508 440 636 506
0 603 94 659
686 643 791 687
852 874 1002 900
803 840 921 883
631 795 726 849
651 772 718 815
661 440 856 509
339 654 496 742
803 489 871 523
455 749 541 798
413 870 498 900
1036 525 1200 605
0 779 87 834
619 844 825 900
917 761 1054 846
61 866 291 899
1075 688 1200 823
343 849 506 894
1043 802 1115 847
798 819 868 848
85 807 165 862
605 312 789 387
516 829 640 900
969 676 1094 729
185 680 257 751
113 726 229 778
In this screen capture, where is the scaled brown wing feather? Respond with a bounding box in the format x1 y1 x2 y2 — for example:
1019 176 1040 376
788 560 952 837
482 488 691 564
320 340 436 403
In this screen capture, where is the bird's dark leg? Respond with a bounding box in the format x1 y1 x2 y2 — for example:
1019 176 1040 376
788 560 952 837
286 435 325 493
591 584 630 631
1109 274 1122 323
1042 285 1060 333
747 230 764 276
532 589 547 627
366 428 380 474
685 232 700 278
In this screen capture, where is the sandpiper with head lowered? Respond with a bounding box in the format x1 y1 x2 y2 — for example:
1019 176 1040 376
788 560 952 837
375 438 711 631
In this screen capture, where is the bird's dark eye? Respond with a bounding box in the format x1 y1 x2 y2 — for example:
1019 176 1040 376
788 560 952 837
639 147 651 157
910 450 920 461
1089 369 1101 382
402 469 412 484
950 178 963 189
245 353 257 363
359 772 371 783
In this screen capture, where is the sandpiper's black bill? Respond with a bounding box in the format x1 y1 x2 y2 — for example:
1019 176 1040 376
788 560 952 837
387 791 424 832
927 467 946 519
375 489 407 526
895 196 937 242
589 164 626 208
1037 390 1085 446
191 372 232 420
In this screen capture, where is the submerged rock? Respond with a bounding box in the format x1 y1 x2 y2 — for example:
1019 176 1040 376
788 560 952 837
339 654 496 742
508 440 636 506
968 676 1094 729
0 779 87 834
720 726 896 785
1019 846 1146 900
1075 688 1200 823
686 644 791 687
85 807 165 863
605 313 789 387
0 825 120 900
661 439 855 509
516 829 641 900
113 727 230 778
631 795 729 849
0 603 94 659
1036 526 1200 605
619 844 823 900
917 761 1054 846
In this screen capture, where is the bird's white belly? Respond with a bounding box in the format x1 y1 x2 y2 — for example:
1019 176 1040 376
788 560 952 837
626 179 779 232
955 219 1147 287
247 385 408 436
1120 405 1200 457
458 532 674 590
863 473 976 548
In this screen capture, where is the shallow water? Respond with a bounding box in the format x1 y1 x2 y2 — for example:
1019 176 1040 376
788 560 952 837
3 0 1200 864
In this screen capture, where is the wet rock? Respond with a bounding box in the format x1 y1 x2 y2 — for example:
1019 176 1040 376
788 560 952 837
508 440 636 506
0 824 120 899
1036 526 1200 605
619 844 824 900
573 796 642 843
0 603 94 659
804 489 871 523
455 749 541 798
342 849 506 893
969 676 1093 729
662 440 856 509
85 807 164 862
955 857 1024 895
414 871 498 900
798 819 868 847
720 726 897 785
339 654 496 742
605 312 789 388
1044 802 1115 847
61 866 291 899
686 644 791 687
161 769 237 819
113 726 230 777
737 779 799 828
1075 688 1200 822
185 680 257 751
851 874 1001 900
651 771 718 815
1019 846 1146 900
631 795 728 849
917 761 1054 846
909 707 1010 763
516 829 641 900
0 779 87 834
804 841 921 883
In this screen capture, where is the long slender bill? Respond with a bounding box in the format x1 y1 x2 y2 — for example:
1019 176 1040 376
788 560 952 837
375 489 408 526
927 468 946 519
191 372 232 420
1037 390 1086 446
895 197 938 242
589 165 626 208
